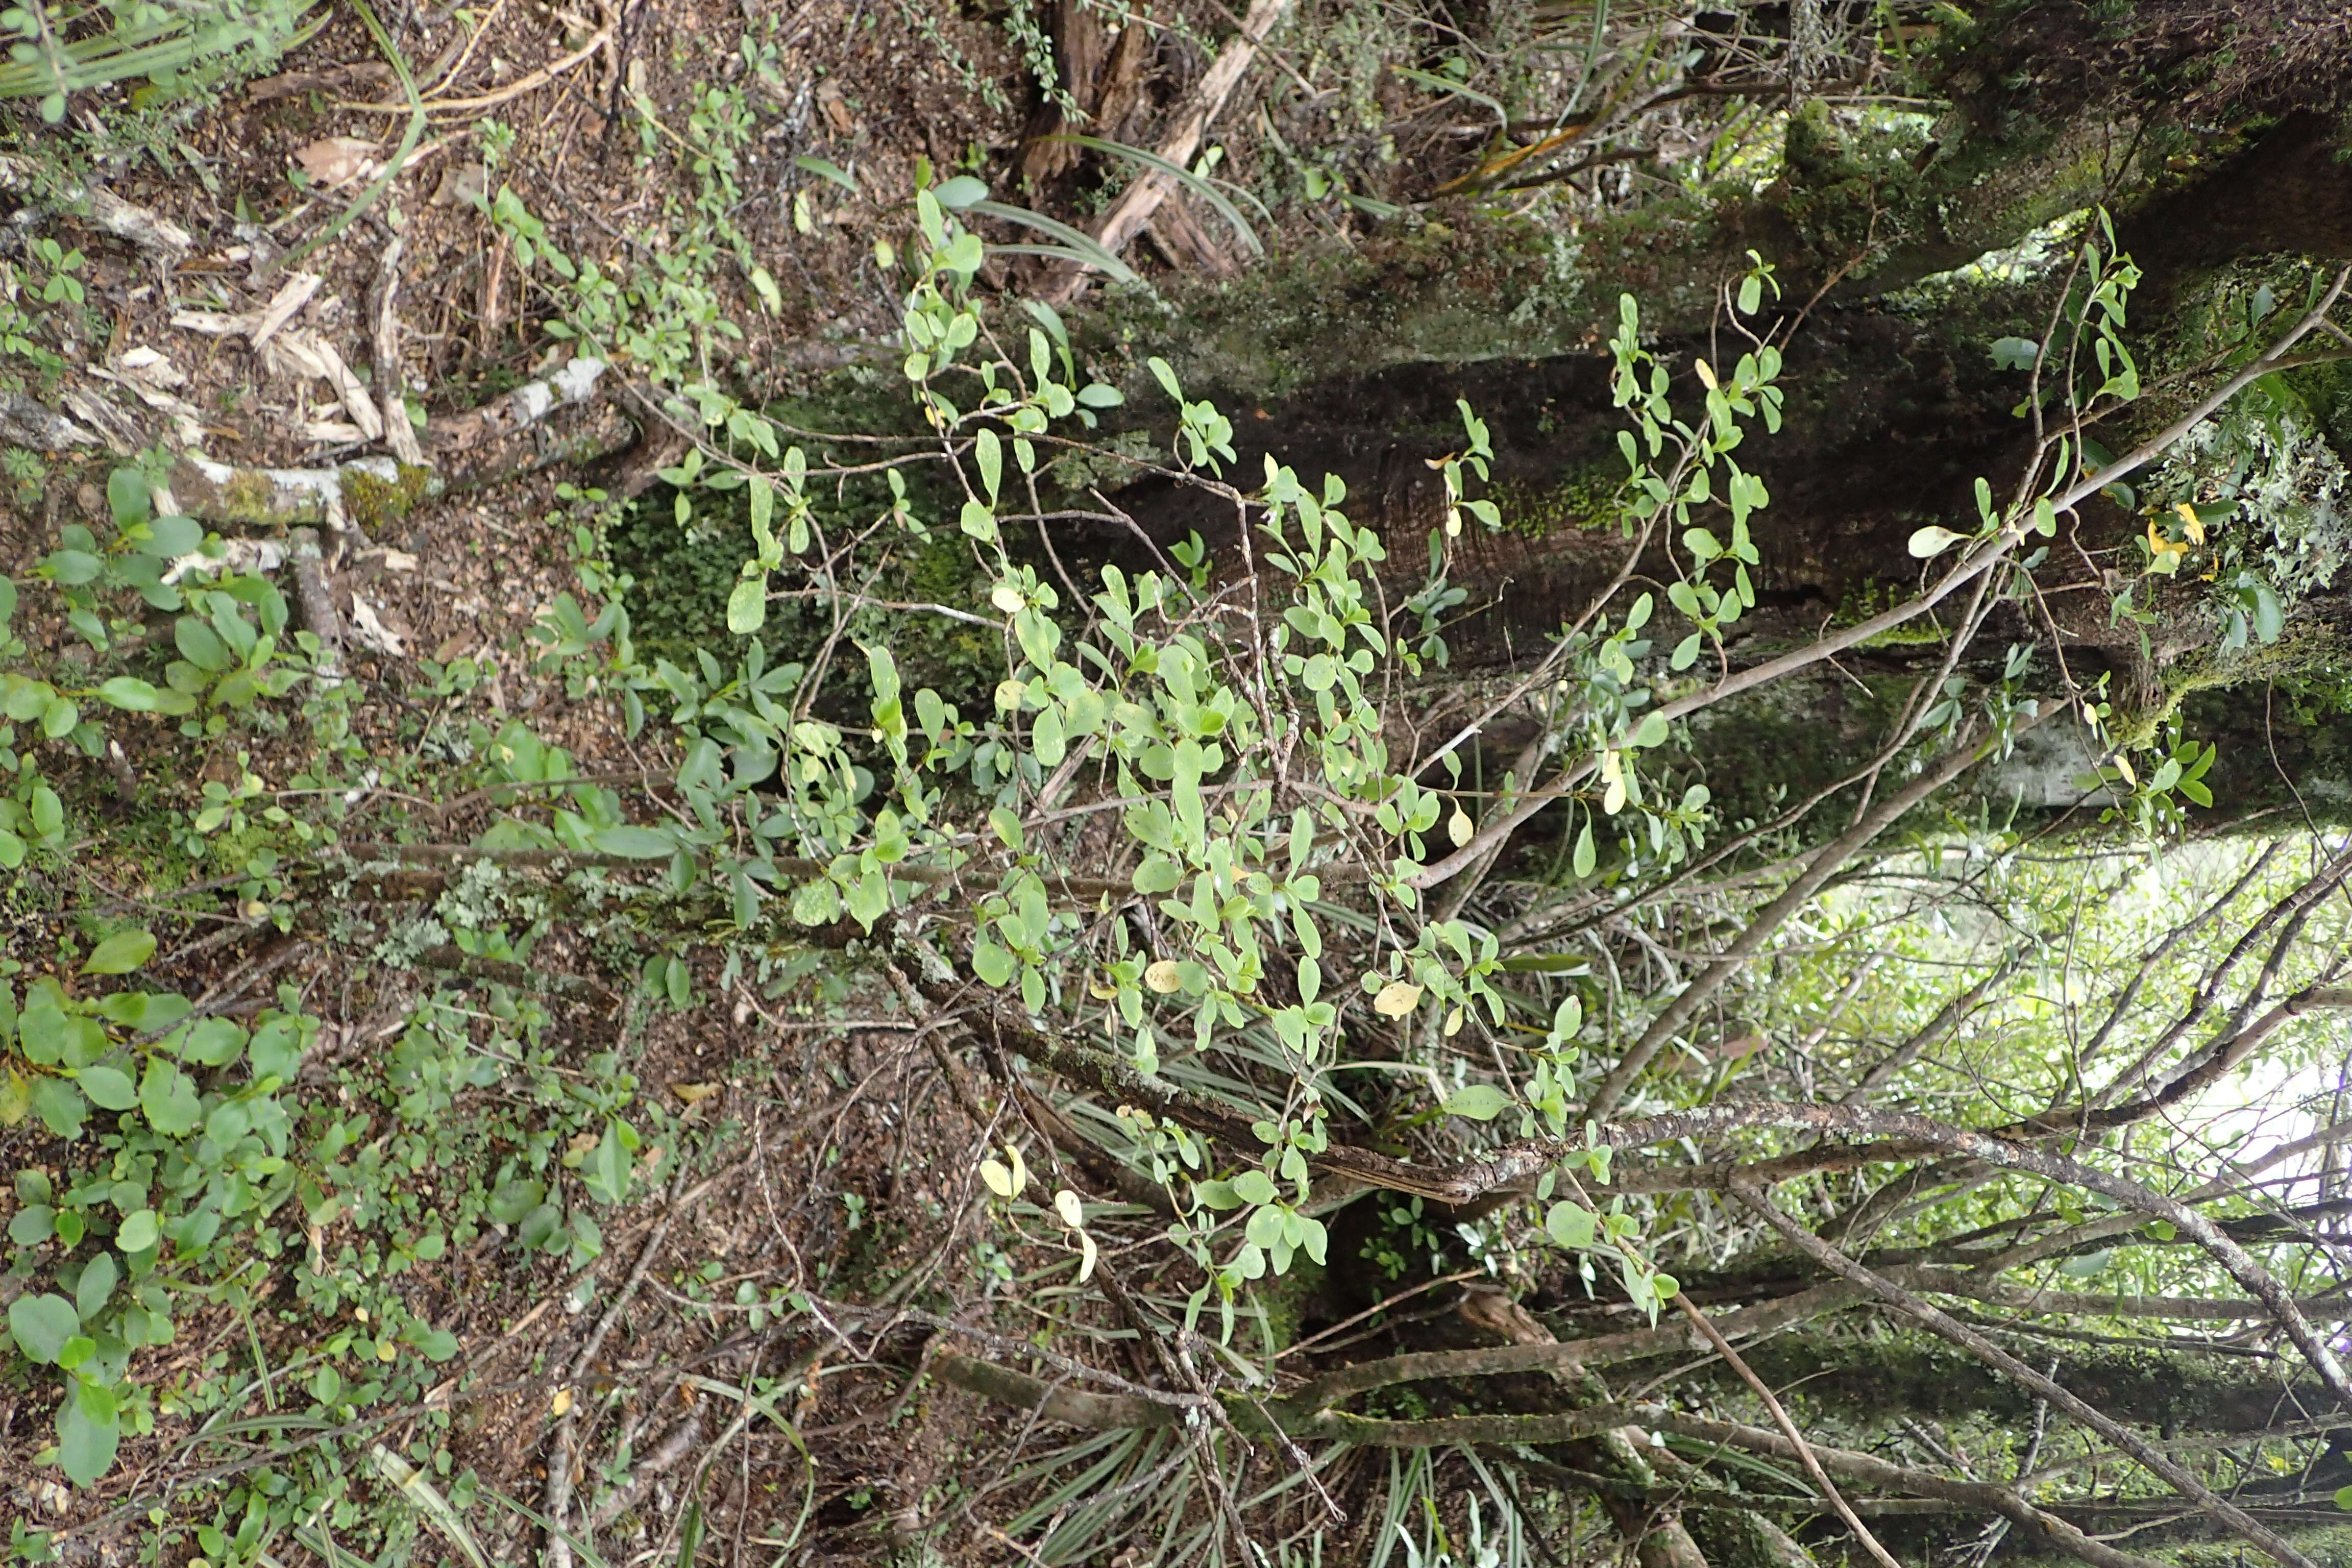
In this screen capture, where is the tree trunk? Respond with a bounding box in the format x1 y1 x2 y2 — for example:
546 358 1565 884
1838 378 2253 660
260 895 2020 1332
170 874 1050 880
1070 103 2352 832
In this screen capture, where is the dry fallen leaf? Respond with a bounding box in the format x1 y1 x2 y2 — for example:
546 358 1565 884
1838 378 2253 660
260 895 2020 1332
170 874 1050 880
815 80 855 136
297 136 380 191
117 346 186 387
349 596 408 657
431 161 489 208
550 1386 574 1416
1714 1030 1769 1061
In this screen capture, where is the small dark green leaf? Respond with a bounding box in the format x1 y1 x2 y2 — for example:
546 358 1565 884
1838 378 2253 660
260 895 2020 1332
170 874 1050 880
932 175 989 209
81 928 156 975
138 1056 202 1137
57 1376 119 1485
590 824 675 858
8 1292 78 1362
107 467 151 527
75 1064 136 1111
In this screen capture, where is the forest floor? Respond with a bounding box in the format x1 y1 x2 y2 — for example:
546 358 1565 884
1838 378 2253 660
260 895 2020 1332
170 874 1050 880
0 0 1244 1560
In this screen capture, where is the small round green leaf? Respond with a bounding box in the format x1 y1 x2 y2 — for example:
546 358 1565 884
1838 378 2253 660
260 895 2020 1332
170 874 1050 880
116 1209 160 1254
1231 1169 1280 1207
1443 1085 1510 1121
933 175 989 209
590 825 676 858
81 928 157 975
1546 1202 1597 1251
9 1292 78 1363
94 677 161 712
1907 525 1965 559
74 1064 136 1111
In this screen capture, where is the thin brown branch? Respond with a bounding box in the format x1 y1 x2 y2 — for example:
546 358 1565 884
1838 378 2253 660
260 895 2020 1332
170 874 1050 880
1734 1182 2323 1568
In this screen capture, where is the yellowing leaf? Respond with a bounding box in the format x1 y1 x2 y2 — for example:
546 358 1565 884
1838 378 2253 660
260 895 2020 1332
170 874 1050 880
979 1158 1016 1198
377 1340 398 1361
989 581 1025 614
1694 358 1718 389
2145 518 2186 557
748 264 782 315
671 1082 720 1106
1443 1007 1465 1037
2174 501 2206 544
1372 981 1424 1018
1447 807 1473 848
1076 1230 1098 1283
1907 524 1965 558
1054 1188 1084 1229
551 1386 573 1416
1144 959 1183 994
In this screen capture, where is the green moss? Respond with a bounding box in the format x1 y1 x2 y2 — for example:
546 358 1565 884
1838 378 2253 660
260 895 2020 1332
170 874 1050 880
341 463 435 531
606 381 996 722
1254 1257 1322 1354
220 467 276 524
1486 464 1627 540
1774 101 1933 257
2111 623 2346 749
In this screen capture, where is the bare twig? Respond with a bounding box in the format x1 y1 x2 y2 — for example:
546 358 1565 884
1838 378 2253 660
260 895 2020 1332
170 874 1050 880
1675 1292 1903 1568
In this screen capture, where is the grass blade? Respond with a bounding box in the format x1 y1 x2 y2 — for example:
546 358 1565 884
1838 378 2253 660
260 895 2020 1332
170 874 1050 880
1057 135 1264 256
371 1444 495 1568
966 200 1143 286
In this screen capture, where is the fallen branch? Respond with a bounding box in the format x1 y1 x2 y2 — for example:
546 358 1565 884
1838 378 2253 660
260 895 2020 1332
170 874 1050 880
0 155 192 255
287 526 344 682
1677 1292 1903 1568
162 357 623 528
371 236 428 468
